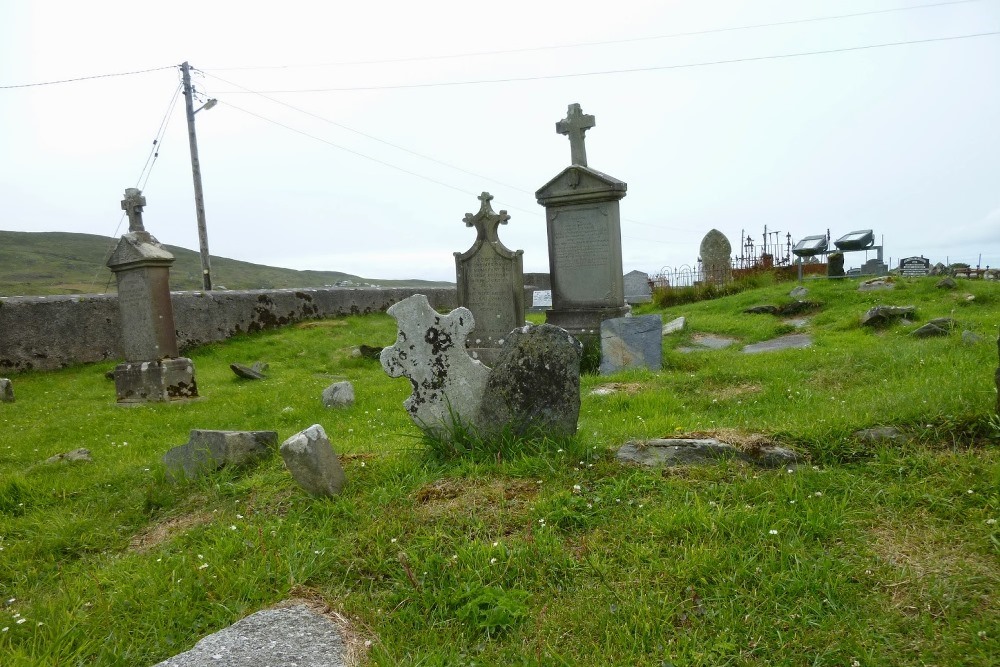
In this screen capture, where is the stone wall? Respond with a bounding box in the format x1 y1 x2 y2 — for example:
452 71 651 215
0 287 456 373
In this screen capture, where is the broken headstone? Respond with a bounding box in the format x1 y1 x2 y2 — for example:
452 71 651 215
860 305 915 327
231 362 268 380
280 424 346 498
321 381 355 408
163 430 277 481
662 316 686 335
616 438 801 469
600 314 663 374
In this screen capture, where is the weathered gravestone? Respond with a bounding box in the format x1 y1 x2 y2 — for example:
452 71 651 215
163 429 277 481
623 270 652 304
454 192 525 365
900 256 931 277
381 294 582 440
107 189 198 403
827 252 845 278
536 103 628 340
600 314 663 374
321 380 355 408
280 424 346 497
699 229 732 285
0 378 13 403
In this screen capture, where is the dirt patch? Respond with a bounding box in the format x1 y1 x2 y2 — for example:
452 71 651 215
683 428 781 454
414 477 539 521
710 383 762 401
129 511 214 553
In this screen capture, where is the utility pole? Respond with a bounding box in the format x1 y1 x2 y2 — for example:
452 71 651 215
181 61 213 291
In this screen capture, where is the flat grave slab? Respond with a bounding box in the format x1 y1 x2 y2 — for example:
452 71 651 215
742 334 812 354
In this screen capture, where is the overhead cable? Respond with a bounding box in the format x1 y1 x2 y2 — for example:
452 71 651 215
0 65 176 90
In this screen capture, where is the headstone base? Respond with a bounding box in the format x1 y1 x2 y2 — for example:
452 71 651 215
545 306 629 340
114 358 198 403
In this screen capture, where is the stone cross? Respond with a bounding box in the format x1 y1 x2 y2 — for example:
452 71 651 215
556 103 596 167
463 192 510 242
121 188 147 232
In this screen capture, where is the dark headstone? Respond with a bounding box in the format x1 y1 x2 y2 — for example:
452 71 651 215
163 430 277 481
280 424 346 498
616 438 801 469
476 323 583 439
900 256 931 277
600 314 663 374
827 252 845 277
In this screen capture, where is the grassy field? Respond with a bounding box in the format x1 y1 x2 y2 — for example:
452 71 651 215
0 230 450 296
0 275 998 665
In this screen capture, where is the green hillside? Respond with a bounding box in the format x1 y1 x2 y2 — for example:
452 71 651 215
0 230 451 296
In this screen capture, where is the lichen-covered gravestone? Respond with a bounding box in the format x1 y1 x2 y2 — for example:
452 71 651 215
380 294 489 436
454 192 525 366
699 229 732 285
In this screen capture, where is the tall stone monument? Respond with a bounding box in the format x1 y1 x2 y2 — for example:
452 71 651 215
535 103 628 339
454 192 525 366
699 229 732 285
106 188 198 403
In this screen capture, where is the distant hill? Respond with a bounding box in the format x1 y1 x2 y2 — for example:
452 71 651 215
0 231 451 296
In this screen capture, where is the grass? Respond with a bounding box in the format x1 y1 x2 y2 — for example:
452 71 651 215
1 275 998 665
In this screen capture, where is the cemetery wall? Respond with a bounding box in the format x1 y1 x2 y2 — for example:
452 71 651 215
0 287 457 373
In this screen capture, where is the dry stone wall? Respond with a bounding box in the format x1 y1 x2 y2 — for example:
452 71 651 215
0 287 456 373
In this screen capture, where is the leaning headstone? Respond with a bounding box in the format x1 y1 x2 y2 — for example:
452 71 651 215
280 424 346 497
662 316 686 335
617 438 801 469
107 188 197 403
162 430 277 481
0 378 13 403
321 380 355 408
900 256 931 277
699 229 732 285
600 314 663 374
476 323 583 438
536 103 628 340
231 362 268 380
454 192 525 366
152 602 348 667
380 294 489 436
623 270 652 304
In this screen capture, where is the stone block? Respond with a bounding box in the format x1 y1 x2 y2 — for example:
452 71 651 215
280 424 346 497
600 314 663 374
163 429 277 481
321 381 355 408
114 358 198 403
617 438 801 469
662 316 686 335
0 378 13 403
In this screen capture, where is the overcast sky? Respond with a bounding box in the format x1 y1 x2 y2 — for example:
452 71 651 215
2 0 998 284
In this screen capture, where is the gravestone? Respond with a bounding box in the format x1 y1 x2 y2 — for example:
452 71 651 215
827 252 845 277
162 430 277 481
280 424 346 497
699 229 732 284
600 314 663 374
535 103 628 339
530 289 552 312
107 189 198 403
623 270 652 304
900 256 930 277
0 378 13 403
454 192 525 365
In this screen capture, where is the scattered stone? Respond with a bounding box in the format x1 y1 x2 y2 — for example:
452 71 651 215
280 424 346 498
789 286 808 298
43 448 92 464
928 317 957 330
859 305 915 327
852 427 906 443
0 378 13 403
780 300 821 316
380 294 489 435
936 277 957 289
163 430 277 481
662 316 686 335
965 294 976 302
911 323 949 338
358 345 384 360
742 334 812 354
477 323 583 439
321 381 355 409
616 438 801 469
858 277 895 292
600 314 663 374
962 330 984 345
743 305 779 315
152 602 348 667
231 362 268 380
677 333 738 353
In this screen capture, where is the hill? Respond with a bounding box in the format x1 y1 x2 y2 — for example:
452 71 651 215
0 230 451 296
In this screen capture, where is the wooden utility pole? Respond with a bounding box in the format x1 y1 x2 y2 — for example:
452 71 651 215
181 61 213 291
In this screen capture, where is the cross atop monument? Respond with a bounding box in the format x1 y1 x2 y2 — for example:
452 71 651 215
121 188 147 232
463 191 510 242
556 103 596 167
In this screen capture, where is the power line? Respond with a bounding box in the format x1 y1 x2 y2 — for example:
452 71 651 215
214 31 1000 94
202 0 987 70
0 65 176 90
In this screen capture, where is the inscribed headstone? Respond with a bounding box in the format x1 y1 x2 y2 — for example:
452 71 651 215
454 192 525 365
623 270 652 304
899 256 930 277
699 229 732 284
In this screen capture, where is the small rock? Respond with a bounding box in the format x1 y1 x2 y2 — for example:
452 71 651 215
163 430 277 481
743 305 779 315
0 378 13 403
231 363 267 380
617 438 801 469
280 424 346 497
935 277 957 289
911 323 949 338
662 316 686 335
44 448 92 464
777 300 820 316
789 286 809 298
853 427 906 443
858 278 895 292
322 381 355 408
961 330 984 345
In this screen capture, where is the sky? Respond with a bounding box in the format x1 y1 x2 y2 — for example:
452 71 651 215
1 0 998 284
